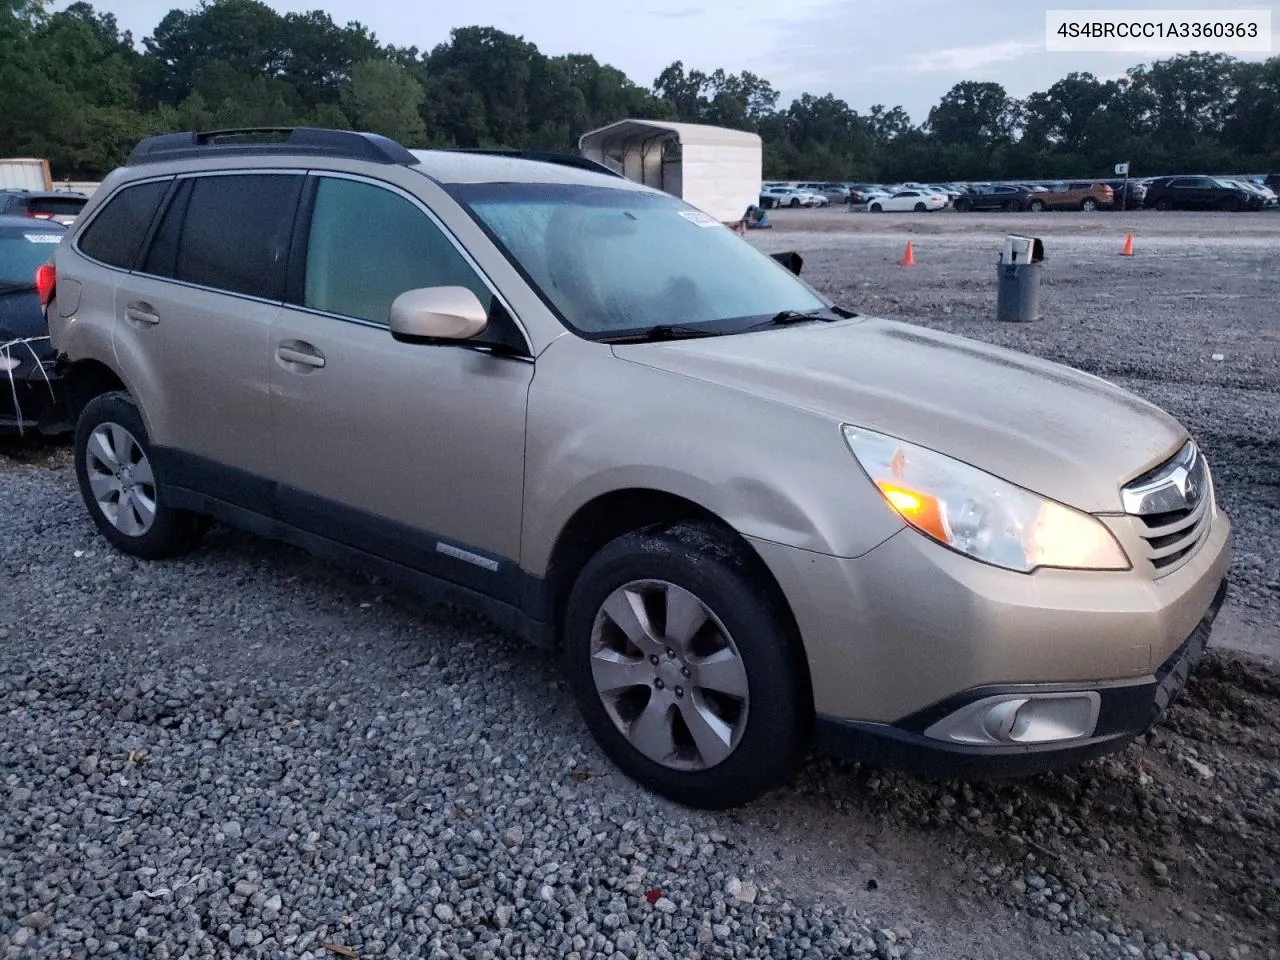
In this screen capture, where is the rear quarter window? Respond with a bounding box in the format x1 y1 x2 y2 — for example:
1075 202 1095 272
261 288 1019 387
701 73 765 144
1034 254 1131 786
75 180 170 269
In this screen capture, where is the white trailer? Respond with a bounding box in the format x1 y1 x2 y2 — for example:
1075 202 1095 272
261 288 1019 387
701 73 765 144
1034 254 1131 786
578 119 762 224
0 158 52 191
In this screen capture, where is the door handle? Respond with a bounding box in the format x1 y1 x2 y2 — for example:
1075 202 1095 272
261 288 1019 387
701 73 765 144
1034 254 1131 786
125 302 159 325
277 342 326 369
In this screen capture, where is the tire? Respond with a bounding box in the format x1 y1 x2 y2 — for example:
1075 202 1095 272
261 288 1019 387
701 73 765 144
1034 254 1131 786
73 390 207 559
1218 197 1240 212
1028 199 1045 212
869 202 882 213
1081 198 1098 211
913 202 926 212
954 199 971 212
1154 197 1173 211
789 198 800 208
562 521 807 809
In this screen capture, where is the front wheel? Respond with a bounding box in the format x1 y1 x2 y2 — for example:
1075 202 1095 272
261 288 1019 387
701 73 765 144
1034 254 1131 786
1028 199 1045 212
73 391 207 559
563 522 807 809
789 198 800 208
954 199 971 212
1154 197 1173 211
869 202 882 212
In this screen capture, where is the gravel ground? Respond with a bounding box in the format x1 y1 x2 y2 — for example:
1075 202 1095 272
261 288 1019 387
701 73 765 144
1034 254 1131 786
2 211 1278 960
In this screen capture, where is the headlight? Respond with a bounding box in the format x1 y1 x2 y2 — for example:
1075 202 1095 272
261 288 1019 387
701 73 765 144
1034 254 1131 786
843 425 1129 573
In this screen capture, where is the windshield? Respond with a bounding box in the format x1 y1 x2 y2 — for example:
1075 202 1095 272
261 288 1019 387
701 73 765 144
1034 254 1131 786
0 230 63 287
449 183 827 337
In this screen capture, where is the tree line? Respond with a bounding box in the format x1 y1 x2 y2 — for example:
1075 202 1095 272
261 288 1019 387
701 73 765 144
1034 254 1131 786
2 0 1278 182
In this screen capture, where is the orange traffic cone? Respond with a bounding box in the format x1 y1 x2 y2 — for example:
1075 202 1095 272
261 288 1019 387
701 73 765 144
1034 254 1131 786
901 241 916 266
1120 232 1134 256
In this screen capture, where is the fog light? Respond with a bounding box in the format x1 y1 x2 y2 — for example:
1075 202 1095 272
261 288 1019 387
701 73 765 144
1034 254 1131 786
924 691 1101 746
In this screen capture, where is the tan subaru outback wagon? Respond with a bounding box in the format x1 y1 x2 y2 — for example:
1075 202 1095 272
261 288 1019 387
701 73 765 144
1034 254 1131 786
46 128 1231 809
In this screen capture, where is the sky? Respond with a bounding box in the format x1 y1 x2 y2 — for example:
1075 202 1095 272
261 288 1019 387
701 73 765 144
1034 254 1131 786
79 0 1280 124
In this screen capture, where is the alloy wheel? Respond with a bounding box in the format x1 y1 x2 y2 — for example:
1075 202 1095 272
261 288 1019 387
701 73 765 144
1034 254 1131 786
589 579 749 771
84 422 157 536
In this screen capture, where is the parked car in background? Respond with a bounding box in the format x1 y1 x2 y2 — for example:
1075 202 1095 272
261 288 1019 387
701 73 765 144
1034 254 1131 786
0 215 67 434
760 187 823 208
1028 181 1114 212
1101 179 1147 210
867 189 948 212
953 184 1039 212
847 185 888 205
0 189 89 225
1224 178 1278 208
1143 176 1262 211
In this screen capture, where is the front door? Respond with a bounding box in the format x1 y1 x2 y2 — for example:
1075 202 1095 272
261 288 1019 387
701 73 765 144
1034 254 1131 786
269 173 533 602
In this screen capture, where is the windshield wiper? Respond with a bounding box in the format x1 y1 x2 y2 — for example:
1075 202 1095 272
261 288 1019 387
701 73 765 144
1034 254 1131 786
741 307 849 331
599 324 722 344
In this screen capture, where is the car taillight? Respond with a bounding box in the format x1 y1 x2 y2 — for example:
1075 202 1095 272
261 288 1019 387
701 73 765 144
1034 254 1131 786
35 263 55 307
27 211 54 219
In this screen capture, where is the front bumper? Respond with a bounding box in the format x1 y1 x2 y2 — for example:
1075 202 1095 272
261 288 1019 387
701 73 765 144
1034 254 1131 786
812 576 1228 777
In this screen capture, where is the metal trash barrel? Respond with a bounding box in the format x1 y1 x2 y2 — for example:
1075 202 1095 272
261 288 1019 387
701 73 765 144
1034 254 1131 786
996 235 1045 322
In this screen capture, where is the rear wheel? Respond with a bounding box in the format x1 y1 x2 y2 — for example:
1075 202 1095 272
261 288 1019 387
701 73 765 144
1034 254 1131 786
1081 197 1098 211
913 202 926 212
954 199 971 212
73 391 207 559
563 522 807 809
1154 197 1173 211
789 198 800 208
1218 196 1240 212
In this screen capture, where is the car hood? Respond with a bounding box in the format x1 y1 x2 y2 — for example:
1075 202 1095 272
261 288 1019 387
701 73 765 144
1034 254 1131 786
613 317 1188 514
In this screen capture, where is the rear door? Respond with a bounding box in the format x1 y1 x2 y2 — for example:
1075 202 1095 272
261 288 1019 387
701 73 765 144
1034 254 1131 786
111 171 303 506
268 173 533 600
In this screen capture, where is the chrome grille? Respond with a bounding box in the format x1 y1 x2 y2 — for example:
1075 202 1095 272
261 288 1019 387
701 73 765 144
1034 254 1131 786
1121 441 1213 577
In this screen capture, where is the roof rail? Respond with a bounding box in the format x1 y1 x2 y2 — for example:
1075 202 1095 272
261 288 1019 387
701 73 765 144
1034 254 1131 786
127 127 419 166
444 147 626 178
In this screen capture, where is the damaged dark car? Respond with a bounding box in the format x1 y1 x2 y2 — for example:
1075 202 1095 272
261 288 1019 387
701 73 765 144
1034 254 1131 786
0 216 68 436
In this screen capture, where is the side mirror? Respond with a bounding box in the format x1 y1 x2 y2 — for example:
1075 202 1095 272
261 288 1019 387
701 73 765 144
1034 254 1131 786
770 251 803 276
389 286 488 343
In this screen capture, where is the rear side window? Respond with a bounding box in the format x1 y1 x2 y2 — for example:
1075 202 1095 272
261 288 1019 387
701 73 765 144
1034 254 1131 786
298 176 492 325
144 173 302 301
76 180 169 269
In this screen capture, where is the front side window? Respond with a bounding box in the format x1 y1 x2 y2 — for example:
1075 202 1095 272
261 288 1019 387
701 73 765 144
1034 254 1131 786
76 179 169 270
452 183 827 337
300 176 492 325
143 173 302 300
